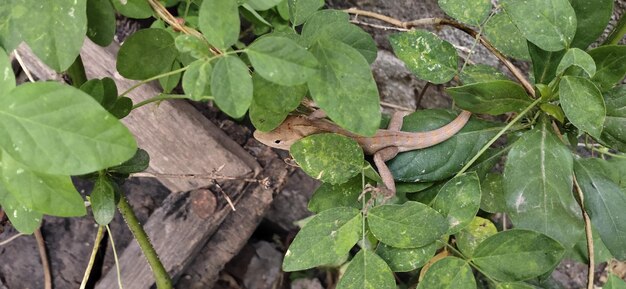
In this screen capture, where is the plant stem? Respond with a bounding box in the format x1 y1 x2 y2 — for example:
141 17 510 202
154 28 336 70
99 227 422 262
120 66 189 97
132 94 190 110
34 229 52 289
573 176 595 289
80 226 105 289
117 195 172 289
455 98 542 177
604 13 626 45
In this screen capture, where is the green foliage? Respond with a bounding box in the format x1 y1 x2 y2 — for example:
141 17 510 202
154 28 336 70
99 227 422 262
559 76 605 138
431 172 481 234
117 28 178 80
199 0 240 50
417 257 476 289
211 56 253 118
447 80 532 115
91 174 116 225
336 250 395 289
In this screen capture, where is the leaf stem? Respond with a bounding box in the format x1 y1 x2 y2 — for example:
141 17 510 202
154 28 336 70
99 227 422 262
120 66 189 97
604 13 626 46
455 98 542 177
117 195 172 289
80 226 105 289
573 176 595 289
131 94 190 110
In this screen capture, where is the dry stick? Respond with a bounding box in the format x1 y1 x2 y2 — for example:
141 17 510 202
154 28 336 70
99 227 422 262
79 226 106 289
34 229 52 289
0 233 25 246
344 8 536 98
131 172 269 186
573 176 595 289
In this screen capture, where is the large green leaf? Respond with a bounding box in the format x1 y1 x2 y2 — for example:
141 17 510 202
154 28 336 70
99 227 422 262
211 56 253 118
501 0 576 51
483 12 530 60
86 0 115 46
301 10 349 40
431 172 482 234
459 64 509 84
174 35 211 60
0 182 41 234
367 201 447 248
290 133 364 184
249 74 306 132
0 0 87 71
308 176 363 213
182 60 213 100
574 158 626 260
559 76 605 138
389 30 458 84
417 257 476 289
288 0 324 26
199 0 240 50
336 250 395 289
0 82 137 175
247 36 318 86
0 47 15 93
588 45 626 92
282 207 362 271
600 86 626 151
447 80 532 115
472 229 565 281
308 38 381 136
438 0 491 26
569 0 613 49
111 0 152 19
528 42 565 85
90 174 116 225
455 216 497 257
0 151 86 217
388 110 501 182
375 242 436 272
117 28 178 80
556 48 596 77
503 121 583 249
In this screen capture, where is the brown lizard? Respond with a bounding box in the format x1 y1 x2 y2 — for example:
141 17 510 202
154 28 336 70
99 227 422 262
254 110 472 200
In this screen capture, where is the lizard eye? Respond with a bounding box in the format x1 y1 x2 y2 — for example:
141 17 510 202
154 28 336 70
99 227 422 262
274 140 281 144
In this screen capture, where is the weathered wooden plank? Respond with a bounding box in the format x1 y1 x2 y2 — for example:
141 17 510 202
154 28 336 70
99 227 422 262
15 40 260 192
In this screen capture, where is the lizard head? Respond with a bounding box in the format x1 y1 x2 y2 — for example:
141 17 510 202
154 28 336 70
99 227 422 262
253 115 321 151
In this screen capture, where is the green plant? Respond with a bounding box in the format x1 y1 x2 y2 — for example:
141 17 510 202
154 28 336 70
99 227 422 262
0 0 624 288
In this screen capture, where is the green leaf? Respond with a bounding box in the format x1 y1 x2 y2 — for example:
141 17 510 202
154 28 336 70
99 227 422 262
247 0 282 11
495 283 541 289
282 207 362 271
569 0 613 49
431 172 482 234
91 174 116 225
0 47 15 93
459 64 509 85
389 30 458 84
249 74 306 131
336 250 395 289
472 229 565 281
199 0 240 50
182 60 213 100
456 216 497 257
556 48 596 77
569 226 613 264
109 97 133 119
79 77 118 110
483 12 530 60
528 42 566 84
308 176 363 213
175 35 211 60
308 38 381 136
1 0 87 71
501 0 576 51
604 274 626 289
290 133 364 184
388 110 501 182
574 158 626 260
559 76 605 138
417 257 476 289
447 80 532 115
0 82 137 175
111 0 153 19
600 86 626 151
288 0 324 26
109 148 149 174
588 45 626 91
117 28 178 80
376 242 436 272
247 36 318 86
86 0 116 46
437 0 491 26
211 56 253 118
0 151 86 217
159 61 182 93
301 10 349 40
540 103 565 123
503 121 583 249
480 173 506 213
368 201 447 248
0 181 42 234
